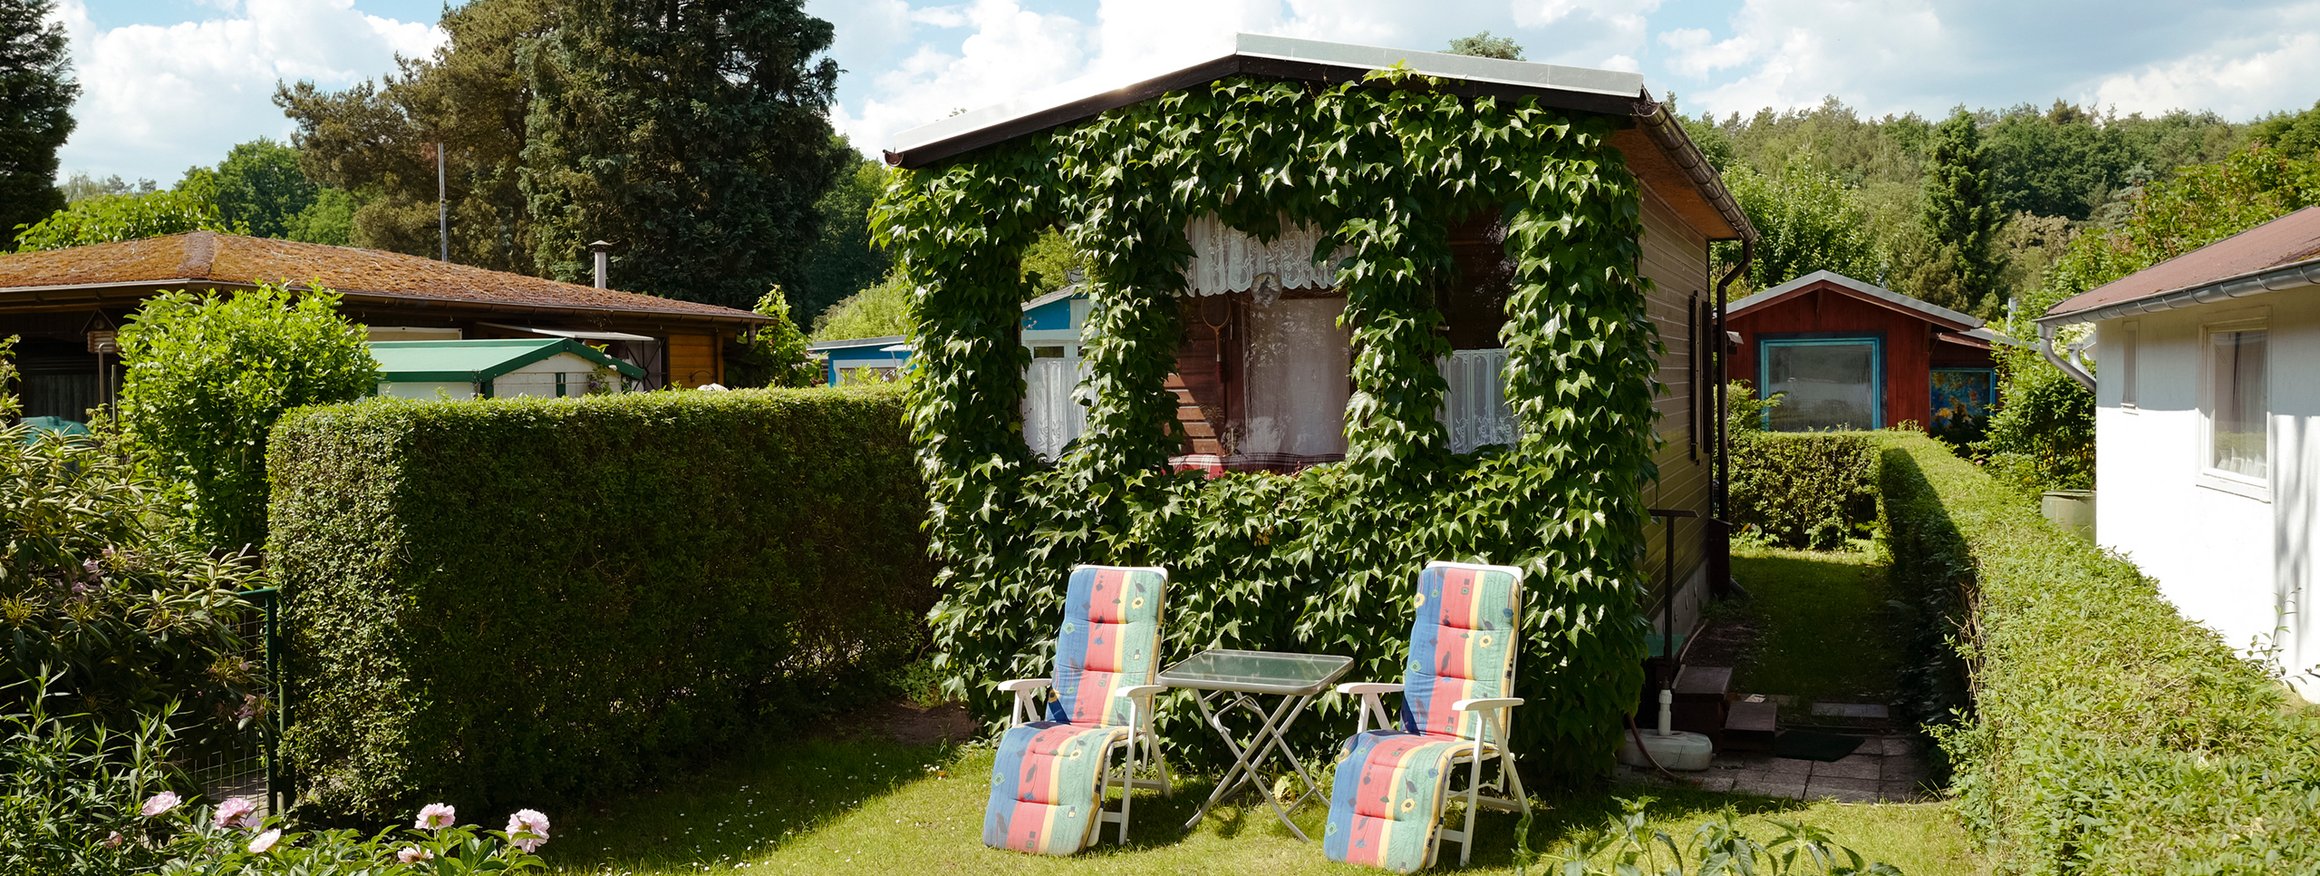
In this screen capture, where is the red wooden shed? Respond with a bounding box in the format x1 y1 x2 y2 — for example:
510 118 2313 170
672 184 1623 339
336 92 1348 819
1726 271 2002 437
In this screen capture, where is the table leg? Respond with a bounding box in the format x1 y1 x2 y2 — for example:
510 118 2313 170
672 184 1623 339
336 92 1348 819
1181 689 1321 841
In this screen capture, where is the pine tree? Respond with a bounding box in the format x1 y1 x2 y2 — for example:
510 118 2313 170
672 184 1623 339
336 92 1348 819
1922 110 2008 316
519 0 846 308
0 0 76 251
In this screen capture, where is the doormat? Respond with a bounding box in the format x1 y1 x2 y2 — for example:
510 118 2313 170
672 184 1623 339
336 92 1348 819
1774 730 1865 762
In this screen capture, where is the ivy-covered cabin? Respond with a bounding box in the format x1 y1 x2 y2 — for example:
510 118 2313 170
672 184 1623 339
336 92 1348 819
880 35 1755 780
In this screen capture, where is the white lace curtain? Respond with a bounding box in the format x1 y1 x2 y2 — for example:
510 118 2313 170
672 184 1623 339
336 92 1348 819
1023 354 1087 459
1183 215 1349 296
1437 348 1517 453
1241 297 1351 457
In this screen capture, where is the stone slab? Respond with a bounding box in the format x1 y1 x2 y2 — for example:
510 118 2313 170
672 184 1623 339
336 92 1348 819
1809 702 1890 720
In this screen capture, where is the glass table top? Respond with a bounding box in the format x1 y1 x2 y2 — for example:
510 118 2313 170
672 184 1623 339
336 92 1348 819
1159 648 1354 694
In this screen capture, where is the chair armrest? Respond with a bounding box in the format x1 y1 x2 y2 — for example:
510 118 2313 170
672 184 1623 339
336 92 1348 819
1451 697 1523 712
1337 682 1404 696
1114 684 1166 700
997 678 1052 693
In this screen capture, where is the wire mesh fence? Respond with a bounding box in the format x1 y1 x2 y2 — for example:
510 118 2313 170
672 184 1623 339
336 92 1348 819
186 586 284 815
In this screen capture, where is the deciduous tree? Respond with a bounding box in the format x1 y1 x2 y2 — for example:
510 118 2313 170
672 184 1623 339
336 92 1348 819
795 139 892 323
11 189 241 252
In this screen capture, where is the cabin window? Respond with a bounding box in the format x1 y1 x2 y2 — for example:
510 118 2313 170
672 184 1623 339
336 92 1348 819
1024 344 1087 459
1240 296 1350 458
2117 321 2139 409
1437 349 1515 453
1760 337 1882 431
2204 325 2267 483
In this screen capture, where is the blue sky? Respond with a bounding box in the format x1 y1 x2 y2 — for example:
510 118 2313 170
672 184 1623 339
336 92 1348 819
55 1 2320 184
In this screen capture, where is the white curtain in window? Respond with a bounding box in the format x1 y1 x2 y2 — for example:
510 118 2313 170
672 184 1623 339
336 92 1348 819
1241 297 1351 457
1023 355 1087 459
1437 348 1517 453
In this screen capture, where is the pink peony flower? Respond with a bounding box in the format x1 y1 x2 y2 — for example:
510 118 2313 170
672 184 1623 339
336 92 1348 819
103 831 124 849
140 792 181 818
247 829 281 854
504 809 550 852
396 845 434 864
212 796 257 829
415 802 457 831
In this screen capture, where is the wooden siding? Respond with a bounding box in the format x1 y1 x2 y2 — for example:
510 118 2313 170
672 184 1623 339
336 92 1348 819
1170 296 1243 455
1637 188 1714 604
1728 282 1997 429
666 331 723 388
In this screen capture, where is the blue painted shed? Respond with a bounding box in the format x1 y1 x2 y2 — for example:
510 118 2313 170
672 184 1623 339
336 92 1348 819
806 288 1088 386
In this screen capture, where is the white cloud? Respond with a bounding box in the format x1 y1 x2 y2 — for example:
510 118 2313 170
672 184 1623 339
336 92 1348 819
2090 31 2320 118
51 0 443 184
1665 0 1951 118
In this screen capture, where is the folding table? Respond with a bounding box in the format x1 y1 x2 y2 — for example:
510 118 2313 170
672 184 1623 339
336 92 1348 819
1159 647 1353 840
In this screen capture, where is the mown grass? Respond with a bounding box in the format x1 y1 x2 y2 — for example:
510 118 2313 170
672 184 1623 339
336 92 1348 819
1727 544 1903 706
542 735 1976 875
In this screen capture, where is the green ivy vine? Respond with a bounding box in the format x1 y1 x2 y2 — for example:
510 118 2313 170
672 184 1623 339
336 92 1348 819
873 69 1660 786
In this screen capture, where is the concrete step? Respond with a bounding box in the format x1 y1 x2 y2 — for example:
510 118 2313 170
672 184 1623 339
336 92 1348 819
1671 665 1732 742
1724 697 1779 753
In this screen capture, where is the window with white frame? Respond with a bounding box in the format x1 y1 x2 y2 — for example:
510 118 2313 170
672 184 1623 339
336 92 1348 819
1023 344 1088 459
2205 325 2268 482
2117 321 2138 408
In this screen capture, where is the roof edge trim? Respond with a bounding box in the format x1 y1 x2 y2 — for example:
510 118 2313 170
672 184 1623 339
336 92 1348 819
2037 256 2320 326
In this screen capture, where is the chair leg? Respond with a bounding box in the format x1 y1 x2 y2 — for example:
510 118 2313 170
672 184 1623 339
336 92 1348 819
1460 748 1485 866
1118 735 1138 845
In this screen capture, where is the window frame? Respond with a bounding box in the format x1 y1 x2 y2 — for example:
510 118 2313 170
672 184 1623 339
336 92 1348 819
1756 334 1885 431
2116 319 2139 411
2196 314 2270 500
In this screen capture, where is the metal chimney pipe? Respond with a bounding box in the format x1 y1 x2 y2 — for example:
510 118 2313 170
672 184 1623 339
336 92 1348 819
589 240 612 289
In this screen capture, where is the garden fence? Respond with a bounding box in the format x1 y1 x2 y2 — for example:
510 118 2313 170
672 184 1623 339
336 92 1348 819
187 586 285 815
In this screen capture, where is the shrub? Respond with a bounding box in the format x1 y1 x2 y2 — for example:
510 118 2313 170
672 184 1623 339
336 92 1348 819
2 341 261 740
1878 432 2320 872
267 385 932 818
724 287 821 389
0 679 182 875
1730 431 1877 550
118 285 377 550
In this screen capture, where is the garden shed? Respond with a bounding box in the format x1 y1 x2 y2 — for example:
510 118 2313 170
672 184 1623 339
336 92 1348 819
369 338 643 400
879 34 1755 781
1726 270 2002 439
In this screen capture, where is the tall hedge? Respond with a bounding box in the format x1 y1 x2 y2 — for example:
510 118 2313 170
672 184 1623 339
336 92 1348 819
1729 431 1877 549
267 386 931 818
1878 433 2320 872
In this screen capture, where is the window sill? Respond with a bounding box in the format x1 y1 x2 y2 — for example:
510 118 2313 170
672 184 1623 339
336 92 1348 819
2196 470 2271 502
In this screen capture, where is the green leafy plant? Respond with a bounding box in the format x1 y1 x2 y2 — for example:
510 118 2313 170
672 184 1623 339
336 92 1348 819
1880 432 2320 872
1731 431 1878 550
0 677 182 875
116 284 377 550
12 189 244 252
726 287 822 388
876 70 1659 783
2 347 261 738
267 386 933 818
1529 799 1903 875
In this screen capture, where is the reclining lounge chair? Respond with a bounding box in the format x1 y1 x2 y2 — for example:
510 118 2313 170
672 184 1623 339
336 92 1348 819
981 564 1170 855
1323 561 1530 872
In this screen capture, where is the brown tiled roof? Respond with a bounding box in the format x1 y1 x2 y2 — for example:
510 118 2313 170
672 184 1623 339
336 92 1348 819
0 232 765 323
2044 206 2320 321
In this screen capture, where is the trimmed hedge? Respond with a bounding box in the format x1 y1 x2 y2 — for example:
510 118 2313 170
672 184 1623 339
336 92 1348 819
1731 432 1877 549
267 386 932 818
1878 433 2320 873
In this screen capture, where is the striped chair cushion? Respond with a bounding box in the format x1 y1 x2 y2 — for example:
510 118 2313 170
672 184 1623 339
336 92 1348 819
1401 563 1522 744
1321 729 1464 873
981 721 1132 855
1048 565 1165 727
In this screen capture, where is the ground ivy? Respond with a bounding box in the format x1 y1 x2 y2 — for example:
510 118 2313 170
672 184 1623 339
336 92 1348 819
874 70 1660 785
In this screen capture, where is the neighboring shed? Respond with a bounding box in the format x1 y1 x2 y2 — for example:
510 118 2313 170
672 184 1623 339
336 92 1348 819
2037 205 2320 695
1727 270 2002 438
806 336 912 385
0 232 765 421
369 338 645 400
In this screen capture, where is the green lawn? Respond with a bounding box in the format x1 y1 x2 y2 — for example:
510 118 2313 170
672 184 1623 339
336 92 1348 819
543 736 1977 875
1726 545 1904 705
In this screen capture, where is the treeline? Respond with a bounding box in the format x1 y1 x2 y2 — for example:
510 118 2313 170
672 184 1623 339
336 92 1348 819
1680 96 2320 318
